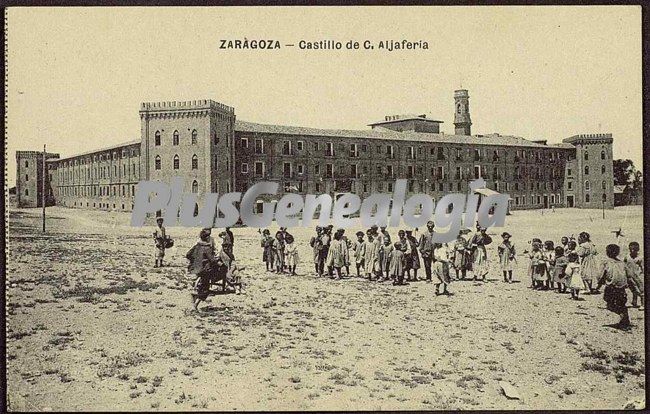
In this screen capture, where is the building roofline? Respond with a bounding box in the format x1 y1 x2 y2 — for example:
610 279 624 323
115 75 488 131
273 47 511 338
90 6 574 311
368 117 444 126
49 139 141 162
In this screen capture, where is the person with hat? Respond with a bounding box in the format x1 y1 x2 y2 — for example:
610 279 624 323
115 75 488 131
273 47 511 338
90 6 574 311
452 230 471 280
260 228 274 272
153 217 167 268
364 229 381 281
497 232 516 283
186 228 220 311
418 221 436 282
352 231 366 277
468 226 492 281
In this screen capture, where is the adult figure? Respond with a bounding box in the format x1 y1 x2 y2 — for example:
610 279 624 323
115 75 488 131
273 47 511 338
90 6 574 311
310 226 324 276
418 221 436 282
405 229 421 281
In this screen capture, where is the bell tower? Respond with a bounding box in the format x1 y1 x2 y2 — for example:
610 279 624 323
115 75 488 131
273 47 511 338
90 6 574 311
454 89 472 136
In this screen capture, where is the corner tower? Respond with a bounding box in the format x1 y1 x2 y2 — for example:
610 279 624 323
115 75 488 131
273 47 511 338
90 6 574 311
454 89 472 136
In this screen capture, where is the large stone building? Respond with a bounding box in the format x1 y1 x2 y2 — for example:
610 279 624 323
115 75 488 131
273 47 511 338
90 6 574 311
15 90 615 212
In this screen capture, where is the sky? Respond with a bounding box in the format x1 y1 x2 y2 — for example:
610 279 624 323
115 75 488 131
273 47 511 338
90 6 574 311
5 6 642 187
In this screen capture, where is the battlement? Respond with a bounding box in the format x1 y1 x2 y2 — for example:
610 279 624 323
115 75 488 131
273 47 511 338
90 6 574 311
454 89 469 98
562 133 613 144
140 99 235 114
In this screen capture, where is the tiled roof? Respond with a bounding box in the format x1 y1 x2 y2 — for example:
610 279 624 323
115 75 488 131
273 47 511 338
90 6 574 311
234 120 571 149
368 116 444 126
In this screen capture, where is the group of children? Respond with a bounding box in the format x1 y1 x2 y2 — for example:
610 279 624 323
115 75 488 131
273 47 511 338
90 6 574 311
258 222 501 296
167 217 644 324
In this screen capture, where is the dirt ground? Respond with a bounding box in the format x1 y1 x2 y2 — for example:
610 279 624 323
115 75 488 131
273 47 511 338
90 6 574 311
5 205 646 410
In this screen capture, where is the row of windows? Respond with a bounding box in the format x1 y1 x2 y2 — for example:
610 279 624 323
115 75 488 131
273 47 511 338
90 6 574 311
58 163 140 182
154 155 199 170
154 130 198 146
584 149 608 160
240 137 568 162
240 161 564 182
583 165 607 175
56 149 139 168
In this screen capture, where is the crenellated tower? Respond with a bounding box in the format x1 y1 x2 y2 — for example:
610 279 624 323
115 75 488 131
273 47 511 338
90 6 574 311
453 89 472 136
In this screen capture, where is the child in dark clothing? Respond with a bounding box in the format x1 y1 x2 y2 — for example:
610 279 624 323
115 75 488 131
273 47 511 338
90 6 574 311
596 244 631 329
553 246 569 293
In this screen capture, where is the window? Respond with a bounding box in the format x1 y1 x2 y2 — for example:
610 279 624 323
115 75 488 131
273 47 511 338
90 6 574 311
173 130 179 146
192 155 198 170
585 194 590 203
155 131 161 146
191 180 198 193
387 165 394 177
584 150 588 160
283 162 292 178
314 164 320 175
351 165 357 177
25 174 28 181
326 142 334 157
255 139 264 154
601 165 605 174
314 142 320 151
25 160 28 167
25 189 28 196
350 143 359 158
584 166 589 175
601 150 605 160
241 137 249 148
297 141 304 151
408 146 415 159
191 130 198 145
297 164 304 175
283 141 292 156
255 162 265 176
474 165 481 179
387 145 394 159
173 155 180 170
585 180 590 191
326 164 333 178
602 180 606 190
155 156 161 170
567 168 572 177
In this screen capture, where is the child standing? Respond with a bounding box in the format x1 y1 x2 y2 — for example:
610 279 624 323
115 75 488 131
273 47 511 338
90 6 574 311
624 241 644 309
153 217 166 268
553 246 569 293
497 232 516 283
452 234 469 280
352 231 366 277
577 232 599 294
260 229 274 272
596 244 631 329
530 242 546 289
329 229 347 280
380 238 394 281
543 241 556 290
284 234 299 275
565 252 583 300
389 242 406 285
364 230 380 281
432 243 452 295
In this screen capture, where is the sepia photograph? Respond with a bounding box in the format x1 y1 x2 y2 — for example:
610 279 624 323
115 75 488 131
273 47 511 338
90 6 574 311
3 5 646 411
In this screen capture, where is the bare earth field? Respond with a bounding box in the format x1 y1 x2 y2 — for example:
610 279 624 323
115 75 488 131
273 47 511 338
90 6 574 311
5 205 646 410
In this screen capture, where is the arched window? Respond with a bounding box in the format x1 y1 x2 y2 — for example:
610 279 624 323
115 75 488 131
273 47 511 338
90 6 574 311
173 130 179 146
601 165 606 174
191 180 198 193
584 151 589 161
585 194 590 203
601 150 606 160
192 155 198 170
155 131 161 146
457 104 461 114
602 180 606 190
585 180 590 191
25 188 29 196
584 166 589 175
155 155 161 170
191 130 198 145
173 155 179 170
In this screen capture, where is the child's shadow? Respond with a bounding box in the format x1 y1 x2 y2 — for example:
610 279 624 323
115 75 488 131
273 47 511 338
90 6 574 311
603 323 633 331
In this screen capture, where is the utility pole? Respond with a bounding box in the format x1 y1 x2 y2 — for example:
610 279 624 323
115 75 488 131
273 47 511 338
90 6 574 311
42 144 46 233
